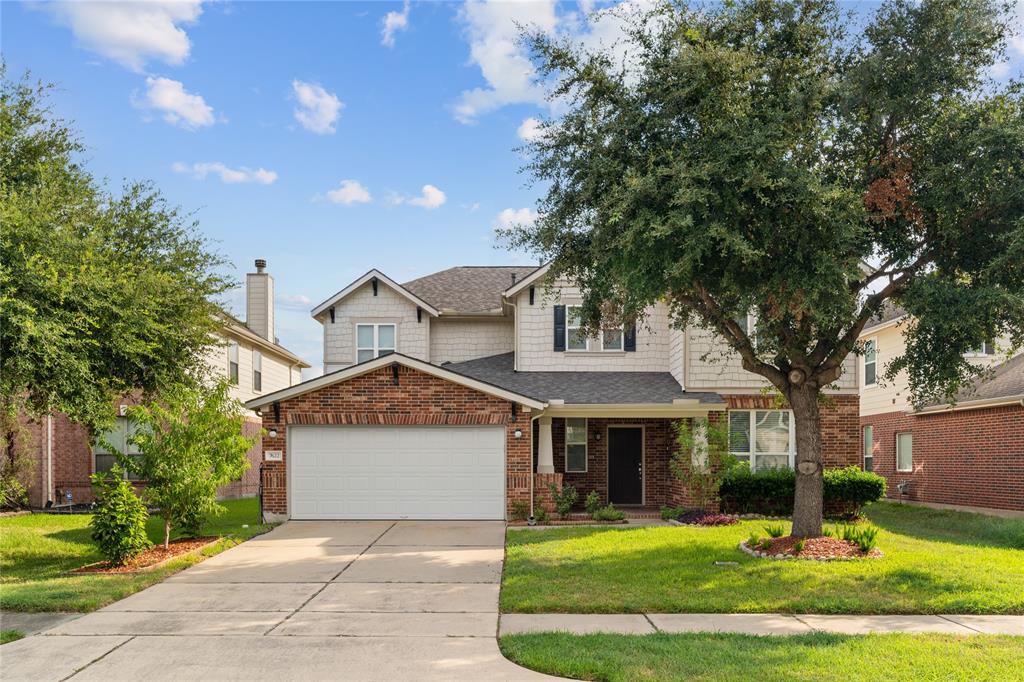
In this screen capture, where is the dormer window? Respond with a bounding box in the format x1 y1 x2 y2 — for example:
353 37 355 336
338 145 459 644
357 323 396 363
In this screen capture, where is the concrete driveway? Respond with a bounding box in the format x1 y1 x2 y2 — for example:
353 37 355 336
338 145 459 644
3 521 552 681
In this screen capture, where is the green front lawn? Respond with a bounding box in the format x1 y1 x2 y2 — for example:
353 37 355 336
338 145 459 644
499 632 1024 682
0 497 272 613
502 502 1024 614
1 630 25 645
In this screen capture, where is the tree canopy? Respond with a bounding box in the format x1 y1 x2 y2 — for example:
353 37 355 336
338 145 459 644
508 0 1024 535
0 71 231 436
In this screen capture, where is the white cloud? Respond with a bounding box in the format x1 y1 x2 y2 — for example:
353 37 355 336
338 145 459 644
454 0 657 123
172 161 277 184
326 180 373 205
277 294 312 310
493 207 537 231
394 184 447 209
453 0 559 123
1010 1 1024 56
291 80 343 134
381 1 410 48
140 77 215 129
38 0 204 71
517 116 544 142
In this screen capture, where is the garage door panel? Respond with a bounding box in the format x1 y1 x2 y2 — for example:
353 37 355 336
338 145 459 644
289 426 504 520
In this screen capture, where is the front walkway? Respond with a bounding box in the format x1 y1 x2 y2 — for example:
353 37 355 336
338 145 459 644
2 521 550 681
500 613 1024 636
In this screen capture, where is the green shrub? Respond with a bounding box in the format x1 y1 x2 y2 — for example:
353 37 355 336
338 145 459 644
660 506 683 521
793 539 806 554
511 499 530 521
854 525 880 552
532 505 549 525
585 491 602 515
747 532 761 546
548 483 578 519
764 523 785 538
592 504 625 522
89 467 151 565
719 465 886 516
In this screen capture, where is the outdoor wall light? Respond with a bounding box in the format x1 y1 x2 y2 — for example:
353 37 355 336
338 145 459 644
594 432 602 441
513 429 523 439
268 429 278 438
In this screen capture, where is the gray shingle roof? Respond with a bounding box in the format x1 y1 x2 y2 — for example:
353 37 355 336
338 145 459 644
403 266 539 314
927 352 1024 407
445 353 725 406
863 302 907 332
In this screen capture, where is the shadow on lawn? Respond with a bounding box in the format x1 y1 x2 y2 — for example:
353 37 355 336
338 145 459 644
864 503 1024 550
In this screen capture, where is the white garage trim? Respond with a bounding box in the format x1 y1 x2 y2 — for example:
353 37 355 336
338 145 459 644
287 424 506 520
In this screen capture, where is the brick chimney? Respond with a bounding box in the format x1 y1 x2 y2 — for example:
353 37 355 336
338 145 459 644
246 258 275 341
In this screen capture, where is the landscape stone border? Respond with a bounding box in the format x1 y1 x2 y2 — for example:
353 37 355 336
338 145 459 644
738 540 883 562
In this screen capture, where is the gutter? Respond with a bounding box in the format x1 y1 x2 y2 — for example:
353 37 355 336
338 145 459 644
913 394 1024 415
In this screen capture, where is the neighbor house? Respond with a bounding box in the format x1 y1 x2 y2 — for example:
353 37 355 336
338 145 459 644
859 305 1023 513
246 264 860 522
21 259 310 508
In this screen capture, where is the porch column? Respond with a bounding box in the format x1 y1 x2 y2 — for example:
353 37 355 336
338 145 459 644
537 415 555 473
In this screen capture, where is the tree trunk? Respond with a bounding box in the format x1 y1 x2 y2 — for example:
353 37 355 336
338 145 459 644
789 384 824 538
164 518 171 549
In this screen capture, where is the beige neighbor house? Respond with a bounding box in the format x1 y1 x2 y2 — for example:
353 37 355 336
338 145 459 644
22 260 310 508
247 264 861 522
859 304 1024 513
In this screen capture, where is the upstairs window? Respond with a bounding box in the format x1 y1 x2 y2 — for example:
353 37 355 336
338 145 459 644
253 350 262 392
566 306 588 350
967 340 995 356
863 339 877 386
565 418 587 472
357 323 396 363
228 341 239 385
729 409 794 470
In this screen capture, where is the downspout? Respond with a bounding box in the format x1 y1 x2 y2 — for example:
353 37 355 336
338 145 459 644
46 413 53 505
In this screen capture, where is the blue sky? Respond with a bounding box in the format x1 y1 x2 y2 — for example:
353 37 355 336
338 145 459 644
3 1 1022 375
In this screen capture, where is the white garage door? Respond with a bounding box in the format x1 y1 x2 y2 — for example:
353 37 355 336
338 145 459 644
289 425 505 520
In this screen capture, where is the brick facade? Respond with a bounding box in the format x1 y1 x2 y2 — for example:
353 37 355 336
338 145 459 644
257 363 533 518
19 409 264 508
861 404 1024 512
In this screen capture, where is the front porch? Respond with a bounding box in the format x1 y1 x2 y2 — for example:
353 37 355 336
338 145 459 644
532 416 692 512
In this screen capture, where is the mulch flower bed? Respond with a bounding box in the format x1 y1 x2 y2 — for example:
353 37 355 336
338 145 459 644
672 510 739 526
72 537 220 574
740 536 883 561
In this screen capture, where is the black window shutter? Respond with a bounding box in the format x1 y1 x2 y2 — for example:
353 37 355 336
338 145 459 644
553 305 566 352
624 323 636 352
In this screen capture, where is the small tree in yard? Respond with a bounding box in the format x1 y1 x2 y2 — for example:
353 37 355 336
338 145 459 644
670 419 738 512
508 0 1024 536
90 466 151 565
123 381 255 548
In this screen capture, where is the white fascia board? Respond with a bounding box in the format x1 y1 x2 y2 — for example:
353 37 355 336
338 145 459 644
311 269 440 318
541 403 722 418
912 394 1024 415
504 262 551 298
244 353 545 411
859 315 908 337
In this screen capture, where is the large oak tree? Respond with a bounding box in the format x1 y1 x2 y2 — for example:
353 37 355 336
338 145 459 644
508 0 1024 536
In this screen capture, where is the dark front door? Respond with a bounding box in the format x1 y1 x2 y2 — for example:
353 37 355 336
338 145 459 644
608 427 643 505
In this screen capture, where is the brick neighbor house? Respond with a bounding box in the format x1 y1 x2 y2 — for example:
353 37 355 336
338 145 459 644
859 305 1024 514
20 260 310 508
246 264 861 522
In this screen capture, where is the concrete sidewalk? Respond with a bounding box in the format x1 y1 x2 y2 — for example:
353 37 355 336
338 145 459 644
500 613 1024 636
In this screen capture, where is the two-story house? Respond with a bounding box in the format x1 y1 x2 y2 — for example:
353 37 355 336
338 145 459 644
22 259 310 508
859 305 1023 513
247 263 860 522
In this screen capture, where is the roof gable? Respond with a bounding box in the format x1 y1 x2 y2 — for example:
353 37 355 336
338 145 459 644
403 266 539 314
311 270 440 319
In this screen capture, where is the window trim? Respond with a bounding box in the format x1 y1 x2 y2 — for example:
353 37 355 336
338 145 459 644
565 305 624 352
862 424 874 472
564 417 588 473
356 323 397 364
863 339 877 387
252 350 262 393
728 409 795 470
228 341 239 385
896 431 913 472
